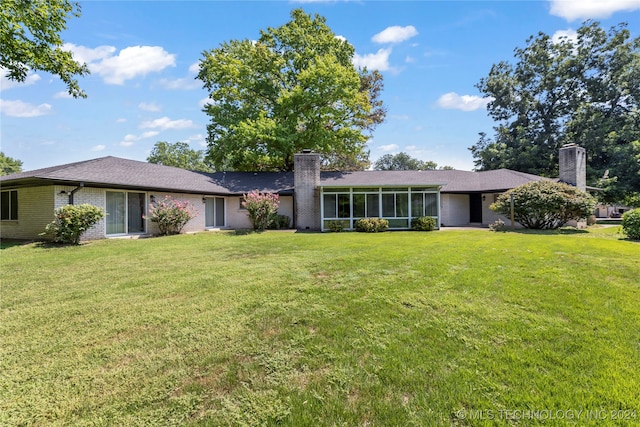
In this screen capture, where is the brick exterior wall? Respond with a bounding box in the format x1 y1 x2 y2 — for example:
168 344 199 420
294 152 321 230
559 144 587 192
0 186 54 240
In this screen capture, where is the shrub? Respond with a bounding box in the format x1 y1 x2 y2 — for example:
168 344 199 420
269 214 291 230
242 191 280 231
621 209 640 240
488 219 506 232
490 181 596 230
41 204 105 244
326 220 345 232
411 216 436 231
145 196 197 236
355 218 388 233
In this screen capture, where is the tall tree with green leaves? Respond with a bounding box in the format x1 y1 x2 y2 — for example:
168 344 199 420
471 21 640 202
373 152 439 171
0 152 23 176
1 0 89 98
197 9 385 172
147 141 213 172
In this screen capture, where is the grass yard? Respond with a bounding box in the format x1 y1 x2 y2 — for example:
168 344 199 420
1 228 639 426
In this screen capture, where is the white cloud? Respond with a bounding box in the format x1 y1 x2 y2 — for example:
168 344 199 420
552 29 578 45
138 102 162 112
140 116 194 130
372 26 418 44
0 68 42 90
549 0 640 20
405 56 416 64
0 99 52 117
353 48 392 71
92 144 106 151
436 92 493 111
118 130 159 147
116 118 127 123
53 91 73 99
199 97 215 108
64 43 176 85
188 61 201 74
157 60 201 90
157 76 200 90
379 144 399 152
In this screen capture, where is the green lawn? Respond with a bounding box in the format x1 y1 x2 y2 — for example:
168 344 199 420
1 228 638 426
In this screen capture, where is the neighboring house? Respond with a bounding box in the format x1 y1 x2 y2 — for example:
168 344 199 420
0 145 586 240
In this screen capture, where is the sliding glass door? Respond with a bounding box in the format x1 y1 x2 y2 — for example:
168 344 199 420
106 191 146 235
205 197 225 228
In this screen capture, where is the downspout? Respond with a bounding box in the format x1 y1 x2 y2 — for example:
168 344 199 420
68 182 84 205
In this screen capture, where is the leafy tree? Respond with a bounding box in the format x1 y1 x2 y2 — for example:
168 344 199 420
1 0 89 98
471 21 640 202
0 152 23 175
490 181 596 229
197 9 385 172
147 141 213 172
373 152 440 171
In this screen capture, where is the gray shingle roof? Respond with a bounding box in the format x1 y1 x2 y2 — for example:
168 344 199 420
320 169 548 192
0 157 231 194
1 156 548 194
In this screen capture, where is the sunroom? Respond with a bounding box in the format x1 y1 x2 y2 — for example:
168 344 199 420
320 186 441 231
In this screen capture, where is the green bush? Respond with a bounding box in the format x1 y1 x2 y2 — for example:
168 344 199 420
621 209 640 240
490 181 596 229
355 218 388 233
41 204 105 244
269 214 291 230
411 216 436 231
326 220 345 232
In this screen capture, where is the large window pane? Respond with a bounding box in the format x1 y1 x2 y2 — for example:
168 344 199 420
411 193 424 217
338 194 350 218
106 192 126 235
215 198 225 227
0 191 10 220
128 192 145 233
425 193 438 216
366 194 379 217
382 193 395 217
205 198 215 227
396 193 408 217
353 194 365 218
323 194 337 218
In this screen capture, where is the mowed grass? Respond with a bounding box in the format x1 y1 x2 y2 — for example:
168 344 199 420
1 228 638 426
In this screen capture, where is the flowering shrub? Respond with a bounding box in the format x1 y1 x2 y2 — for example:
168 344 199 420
488 219 507 232
621 209 640 240
491 181 596 229
41 204 105 244
145 196 197 236
242 191 280 231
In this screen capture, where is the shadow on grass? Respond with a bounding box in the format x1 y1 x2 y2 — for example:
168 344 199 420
507 227 589 235
0 239 33 250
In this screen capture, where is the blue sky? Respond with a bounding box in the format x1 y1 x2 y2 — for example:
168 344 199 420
2 0 640 172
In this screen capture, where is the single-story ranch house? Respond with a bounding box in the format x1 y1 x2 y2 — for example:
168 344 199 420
0 144 587 240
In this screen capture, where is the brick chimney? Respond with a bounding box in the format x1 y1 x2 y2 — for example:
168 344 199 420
559 144 586 192
294 150 321 230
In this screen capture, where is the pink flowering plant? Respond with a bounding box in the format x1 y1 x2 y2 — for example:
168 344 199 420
242 190 280 231
145 196 197 236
